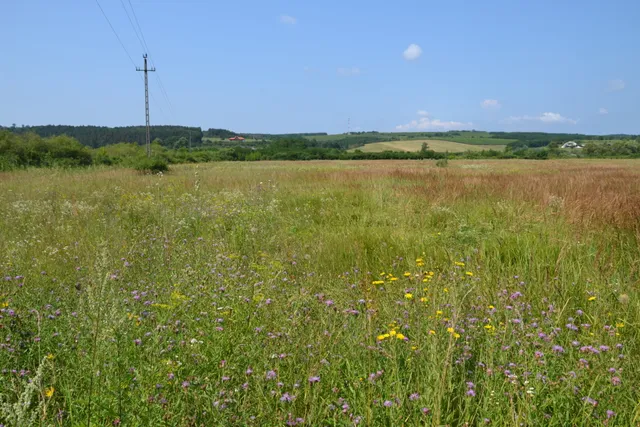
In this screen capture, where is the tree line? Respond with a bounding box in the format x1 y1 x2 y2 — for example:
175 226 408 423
2 125 203 148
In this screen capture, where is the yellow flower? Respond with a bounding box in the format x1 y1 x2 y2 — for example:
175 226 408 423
404 293 413 300
484 324 494 330
377 334 386 341
389 330 397 337
455 262 465 267
453 333 461 339
428 330 436 335
411 345 418 350
422 278 430 283
588 296 596 301
404 272 411 277
420 297 428 303
396 333 406 340
465 272 473 277
0 302 8 308
616 322 624 328
46 353 54 360
390 277 398 282
447 327 455 334
488 305 495 309
372 280 384 285
443 288 449 293
436 310 443 316
45 387 54 398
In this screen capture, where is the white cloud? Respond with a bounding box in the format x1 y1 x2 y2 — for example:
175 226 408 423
607 79 625 92
481 99 501 109
505 112 578 125
417 110 429 116
396 116 472 131
403 44 422 61
598 107 609 115
280 15 297 24
337 67 360 76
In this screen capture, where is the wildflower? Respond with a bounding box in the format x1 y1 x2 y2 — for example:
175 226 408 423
466 389 476 397
266 370 277 380
588 296 596 301
377 334 387 341
409 393 420 401
453 333 461 339
422 408 431 415
383 400 393 407
372 280 384 285
534 351 544 359
420 297 428 303
616 322 624 328
45 387 55 398
552 345 564 353
404 293 413 300
484 324 494 331
455 261 465 267
611 377 621 386
46 353 54 360
606 410 616 419
395 333 406 340
428 330 436 335
181 381 190 388
309 376 320 384
447 327 454 334
390 277 398 282
465 272 473 277
280 392 295 402
404 272 411 277
582 396 597 407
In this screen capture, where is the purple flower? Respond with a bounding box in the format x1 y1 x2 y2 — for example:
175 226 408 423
181 381 190 388
266 370 277 380
383 400 393 407
535 351 544 359
466 389 476 397
309 376 320 384
422 407 431 415
325 300 334 307
606 410 616 419
133 338 142 346
599 345 610 352
246 368 253 375
280 392 295 402
611 377 621 386
582 396 597 407
409 393 420 401
552 345 564 353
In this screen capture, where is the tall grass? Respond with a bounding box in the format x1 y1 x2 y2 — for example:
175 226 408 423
0 160 638 425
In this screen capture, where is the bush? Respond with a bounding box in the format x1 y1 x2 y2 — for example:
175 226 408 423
134 156 169 173
436 158 449 168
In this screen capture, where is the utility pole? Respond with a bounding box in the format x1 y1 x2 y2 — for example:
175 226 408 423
189 130 192 151
136 54 156 157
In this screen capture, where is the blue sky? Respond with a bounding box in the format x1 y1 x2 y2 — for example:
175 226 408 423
2 0 638 134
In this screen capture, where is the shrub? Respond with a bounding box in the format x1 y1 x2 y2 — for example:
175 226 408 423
134 156 169 173
436 158 449 167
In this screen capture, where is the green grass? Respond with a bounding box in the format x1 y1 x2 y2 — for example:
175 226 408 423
0 160 639 425
349 139 506 153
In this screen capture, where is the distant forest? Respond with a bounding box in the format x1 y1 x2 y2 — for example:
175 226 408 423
2 125 204 149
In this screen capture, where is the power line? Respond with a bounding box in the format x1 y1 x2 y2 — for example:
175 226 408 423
125 0 175 119
93 0 167 125
94 0 136 68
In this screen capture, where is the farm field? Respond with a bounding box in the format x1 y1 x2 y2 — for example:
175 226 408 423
349 139 506 153
1 160 639 425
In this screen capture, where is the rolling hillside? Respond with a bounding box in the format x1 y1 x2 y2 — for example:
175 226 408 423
349 139 506 153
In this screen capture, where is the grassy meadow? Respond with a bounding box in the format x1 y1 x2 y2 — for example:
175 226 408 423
1 160 640 425
348 140 506 153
